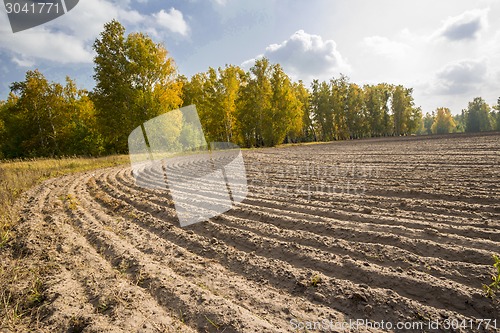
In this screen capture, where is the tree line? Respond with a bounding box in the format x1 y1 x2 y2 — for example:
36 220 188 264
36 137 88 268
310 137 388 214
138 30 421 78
422 98 500 135
0 71 102 157
0 20 498 158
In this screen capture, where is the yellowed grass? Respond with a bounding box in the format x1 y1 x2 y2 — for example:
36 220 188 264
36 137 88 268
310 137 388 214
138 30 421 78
0 155 128 236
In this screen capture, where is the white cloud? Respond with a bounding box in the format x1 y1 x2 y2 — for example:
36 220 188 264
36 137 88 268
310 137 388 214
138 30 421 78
153 8 189 36
212 0 228 5
52 0 124 40
433 8 489 41
120 9 146 25
49 0 154 40
244 30 350 82
11 56 35 67
0 5 92 67
363 36 411 59
430 59 487 95
0 25 93 64
0 0 122 65
0 0 190 68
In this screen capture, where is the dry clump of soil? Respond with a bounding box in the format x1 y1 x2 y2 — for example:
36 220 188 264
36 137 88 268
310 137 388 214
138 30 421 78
6 133 500 332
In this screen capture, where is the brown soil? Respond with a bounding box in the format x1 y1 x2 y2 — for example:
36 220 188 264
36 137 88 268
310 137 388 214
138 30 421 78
10 133 500 332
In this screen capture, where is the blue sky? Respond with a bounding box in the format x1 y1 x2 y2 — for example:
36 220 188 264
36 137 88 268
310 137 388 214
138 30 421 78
1 0 499 114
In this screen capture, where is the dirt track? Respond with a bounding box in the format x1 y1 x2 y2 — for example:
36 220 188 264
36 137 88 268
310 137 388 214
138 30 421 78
14 133 500 332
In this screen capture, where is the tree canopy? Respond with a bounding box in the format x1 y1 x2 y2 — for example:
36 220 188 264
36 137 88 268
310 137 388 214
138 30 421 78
0 70 101 158
465 97 493 133
1 20 498 159
92 19 182 153
431 108 456 134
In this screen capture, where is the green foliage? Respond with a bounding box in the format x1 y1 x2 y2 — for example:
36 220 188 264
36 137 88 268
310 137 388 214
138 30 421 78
308 79 418 142
408 106 423 135
494 98 500 131
0 71 102 158
465 97 492 133
183 65 246 145
431 108 456 134
344 83 366 139
229 60 306 147
293 81 313 142
218 65 246 143
392 85 416 136
263 63 303 146
364 84 392 137
236 58 273 147
453 110 466 133
483 255 500 299
423 112 434 135
310 79 333 141
0 20 427 155
330 75 350 140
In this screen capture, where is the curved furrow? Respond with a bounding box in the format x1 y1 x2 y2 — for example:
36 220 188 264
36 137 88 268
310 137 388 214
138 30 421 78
87 167 491 328
105 172 495 268
63 172 284 333
232 201 497 263
83 176 361 332
89 169 417 330
251 187 499 225
126 165 500 244
17 174 190 333
247 183 499 228
59 174 199 333
240 193 500 245
199 220 494 320
215 213 490 288
107 166 495 287
120 162 500 254
18 179 127 332
91 167 498 321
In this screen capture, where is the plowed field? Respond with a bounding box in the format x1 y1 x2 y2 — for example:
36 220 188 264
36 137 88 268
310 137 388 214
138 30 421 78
13 133 500 332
